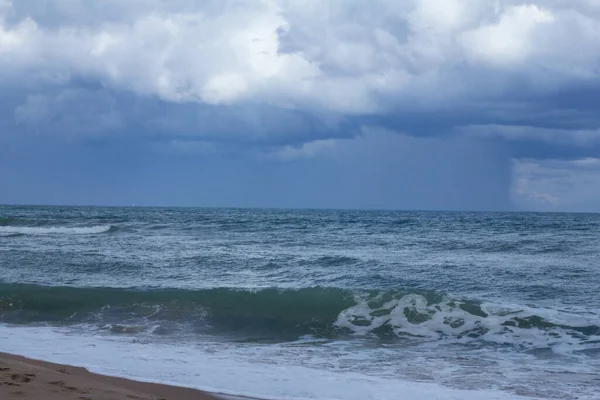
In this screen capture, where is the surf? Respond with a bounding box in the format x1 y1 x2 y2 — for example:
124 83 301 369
0 225 114 235
1 283 597 354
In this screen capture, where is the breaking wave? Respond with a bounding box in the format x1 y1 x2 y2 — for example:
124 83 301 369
0 284 597 353
0 225 114 235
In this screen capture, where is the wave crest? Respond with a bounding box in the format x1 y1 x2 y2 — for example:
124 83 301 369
0 284 597 352
0 225 114 235
335 292 598 351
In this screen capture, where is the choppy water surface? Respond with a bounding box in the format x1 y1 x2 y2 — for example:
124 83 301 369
1 206 599 399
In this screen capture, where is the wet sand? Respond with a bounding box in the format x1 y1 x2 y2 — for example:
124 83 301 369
0 352 227 400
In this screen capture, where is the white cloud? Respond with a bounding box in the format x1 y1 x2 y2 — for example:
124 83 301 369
1 1 319 106
1 0 600 118
460 4 555 66
512 157 600 211
571 157 600 167
201 73 250 105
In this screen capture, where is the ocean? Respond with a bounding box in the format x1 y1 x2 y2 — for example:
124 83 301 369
0 205 598 400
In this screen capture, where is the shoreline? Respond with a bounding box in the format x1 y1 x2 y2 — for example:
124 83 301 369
0 352 242 400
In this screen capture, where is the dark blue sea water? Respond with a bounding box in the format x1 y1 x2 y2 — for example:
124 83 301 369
1 206 599 399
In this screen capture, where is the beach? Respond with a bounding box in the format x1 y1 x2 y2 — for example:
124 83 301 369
0 353 224 400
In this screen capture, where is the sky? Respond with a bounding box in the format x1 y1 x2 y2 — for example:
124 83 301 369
1 0 599 212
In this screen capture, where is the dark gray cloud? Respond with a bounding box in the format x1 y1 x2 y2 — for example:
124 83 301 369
0 129 512 210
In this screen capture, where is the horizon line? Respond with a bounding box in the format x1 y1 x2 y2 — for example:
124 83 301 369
1 203 598 215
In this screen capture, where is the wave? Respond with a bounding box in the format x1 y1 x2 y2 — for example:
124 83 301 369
335 292 599 352
0 217 52 227
0 225 114 235
0 284 597 352
432 239 571 254
0 217 22 226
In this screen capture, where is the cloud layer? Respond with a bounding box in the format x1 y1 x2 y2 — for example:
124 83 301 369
3 1 600 113
1 0 599 210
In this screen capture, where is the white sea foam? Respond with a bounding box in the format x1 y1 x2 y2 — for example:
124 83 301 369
0 225 111 235
0 325 533 400
333 292 600 354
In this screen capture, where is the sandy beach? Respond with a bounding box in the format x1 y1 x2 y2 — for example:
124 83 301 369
0 352 223 400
